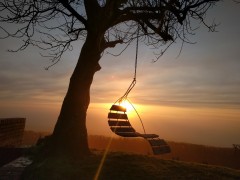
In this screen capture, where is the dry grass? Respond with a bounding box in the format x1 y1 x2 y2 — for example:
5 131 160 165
22 151 240 180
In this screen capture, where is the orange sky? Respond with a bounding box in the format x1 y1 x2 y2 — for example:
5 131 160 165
1 100 239 147
87 103 240 147
0 1 240 147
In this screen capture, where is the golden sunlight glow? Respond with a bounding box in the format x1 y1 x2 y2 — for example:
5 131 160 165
120 100 135 113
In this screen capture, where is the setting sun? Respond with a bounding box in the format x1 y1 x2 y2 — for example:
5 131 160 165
119 100 135 113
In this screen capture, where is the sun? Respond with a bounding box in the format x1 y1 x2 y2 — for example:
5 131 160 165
120 100 135 113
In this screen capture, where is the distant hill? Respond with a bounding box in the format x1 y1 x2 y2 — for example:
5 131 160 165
23 131 240 170
22 131 50 146
88 135 240 170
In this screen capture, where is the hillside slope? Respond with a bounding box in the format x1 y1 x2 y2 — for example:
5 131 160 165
23 131 240 170
23 152 240 180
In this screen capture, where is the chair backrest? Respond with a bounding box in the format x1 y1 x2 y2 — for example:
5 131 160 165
110 105 126 112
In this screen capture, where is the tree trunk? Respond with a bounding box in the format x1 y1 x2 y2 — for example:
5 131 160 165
47 33 103 158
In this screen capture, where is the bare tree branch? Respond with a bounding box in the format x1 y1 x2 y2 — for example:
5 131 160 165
58 0 88 27
0 0 220 65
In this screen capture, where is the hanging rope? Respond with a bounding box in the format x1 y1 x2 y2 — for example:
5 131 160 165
114 26 146 134
126 98 146 134
116 27 139 103
134 26 139 80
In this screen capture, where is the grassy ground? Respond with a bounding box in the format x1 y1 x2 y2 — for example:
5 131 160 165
22 151 240 180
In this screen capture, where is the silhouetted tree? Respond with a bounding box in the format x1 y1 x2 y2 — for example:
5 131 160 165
0 0 219 158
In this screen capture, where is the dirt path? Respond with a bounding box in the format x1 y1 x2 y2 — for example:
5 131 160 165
0 157 32 180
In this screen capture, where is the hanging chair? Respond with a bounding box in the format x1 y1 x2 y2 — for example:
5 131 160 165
107 27 170 155
108 104 171 155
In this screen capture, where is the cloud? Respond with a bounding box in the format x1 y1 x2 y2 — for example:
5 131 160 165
102 52 240 107
0 55 71 103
